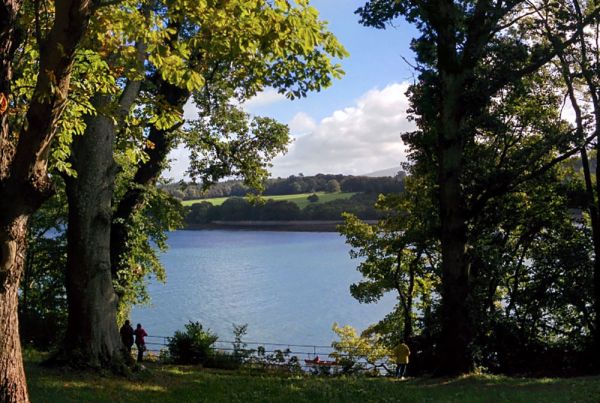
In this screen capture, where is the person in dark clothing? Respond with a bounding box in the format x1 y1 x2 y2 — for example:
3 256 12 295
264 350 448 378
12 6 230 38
134 323 148 362
119 320 134 353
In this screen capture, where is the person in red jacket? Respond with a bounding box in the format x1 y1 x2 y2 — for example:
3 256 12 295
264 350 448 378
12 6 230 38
134 323 148 362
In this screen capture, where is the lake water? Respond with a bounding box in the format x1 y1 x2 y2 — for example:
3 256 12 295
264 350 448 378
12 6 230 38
131 230 395 347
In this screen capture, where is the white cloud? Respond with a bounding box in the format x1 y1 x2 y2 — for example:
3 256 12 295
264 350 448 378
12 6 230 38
164 82 414 181
270 82 414 177
288 112 317 136
242 88 286 111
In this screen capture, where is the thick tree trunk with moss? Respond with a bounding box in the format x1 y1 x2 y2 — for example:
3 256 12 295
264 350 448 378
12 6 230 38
63 98 123 367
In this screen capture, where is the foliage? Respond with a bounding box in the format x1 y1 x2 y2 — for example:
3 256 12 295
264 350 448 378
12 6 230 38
186 105 290 192
10 43 119 176
330 323 392 374
163 174 404 200
339 173 440 354
544 0 600 362
167 322 219 365
307 193 319 203
343 161 595 374
247 346 301 373
184 192 380 224
127 0 350 194
353 0 600 374
100 0 349 323
112 158 185 320
19 186 69 349
325 179 341 193
231 324 252 363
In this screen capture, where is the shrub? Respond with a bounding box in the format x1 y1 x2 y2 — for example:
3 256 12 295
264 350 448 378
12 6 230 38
307 193 319 203
330 323 391 375
203 324 251 370
168 321 218 364
204 351 242 370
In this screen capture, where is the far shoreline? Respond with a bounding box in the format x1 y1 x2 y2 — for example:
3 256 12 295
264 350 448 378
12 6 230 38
184 220 377 232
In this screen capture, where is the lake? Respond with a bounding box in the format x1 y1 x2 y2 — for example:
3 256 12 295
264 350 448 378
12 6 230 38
131 230 395 347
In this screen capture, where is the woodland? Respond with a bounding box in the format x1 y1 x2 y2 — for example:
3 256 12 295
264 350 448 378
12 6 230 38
2 0 600 402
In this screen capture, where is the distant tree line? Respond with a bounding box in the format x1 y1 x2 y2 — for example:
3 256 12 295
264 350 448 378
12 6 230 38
185 193 382 224
162 173 405 200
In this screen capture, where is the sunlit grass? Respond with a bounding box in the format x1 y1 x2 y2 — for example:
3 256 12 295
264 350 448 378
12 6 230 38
181 192 356 209
25 352 600 402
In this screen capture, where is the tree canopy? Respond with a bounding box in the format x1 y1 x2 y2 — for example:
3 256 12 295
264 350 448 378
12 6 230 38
343 0 600 375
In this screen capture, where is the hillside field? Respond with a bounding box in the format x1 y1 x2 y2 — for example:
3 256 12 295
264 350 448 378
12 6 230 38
181 192 357 209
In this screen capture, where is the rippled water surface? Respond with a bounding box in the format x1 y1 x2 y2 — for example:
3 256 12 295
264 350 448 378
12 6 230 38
131 230 395 346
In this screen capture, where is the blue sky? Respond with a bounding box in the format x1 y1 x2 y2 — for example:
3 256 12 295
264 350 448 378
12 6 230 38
169 0 418 180
248 0 418 123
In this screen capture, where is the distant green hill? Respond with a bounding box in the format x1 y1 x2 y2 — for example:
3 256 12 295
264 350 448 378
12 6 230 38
162 174 403 200
182 192 356 209
183 192 380 225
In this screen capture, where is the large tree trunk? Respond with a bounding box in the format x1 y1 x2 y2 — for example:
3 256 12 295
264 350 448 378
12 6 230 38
0 217 29 402
0 1 27 398
111 79 189 278
438 159 473 375
62 99 123 367
60 36 145 364
557 9 600 364
570 0 600 363
1 0 93 396
436 70 474 375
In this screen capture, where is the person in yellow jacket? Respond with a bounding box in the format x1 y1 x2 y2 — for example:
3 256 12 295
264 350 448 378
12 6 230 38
392 342 410 379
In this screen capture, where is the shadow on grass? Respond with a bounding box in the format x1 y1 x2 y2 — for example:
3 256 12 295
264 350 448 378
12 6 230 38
25 352 600 403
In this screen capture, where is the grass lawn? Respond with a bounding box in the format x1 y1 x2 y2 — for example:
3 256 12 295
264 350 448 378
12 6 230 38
25 352 600 403
181 192 356 209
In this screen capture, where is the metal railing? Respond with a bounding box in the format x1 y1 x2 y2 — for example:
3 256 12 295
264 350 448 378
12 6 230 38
141 335 393 375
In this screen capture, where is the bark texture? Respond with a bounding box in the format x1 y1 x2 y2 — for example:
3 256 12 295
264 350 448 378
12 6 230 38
1 2 29 397
61 39 145 366
63 96 122 367
0 0 22 175
0 0 93 398
0 218 29 402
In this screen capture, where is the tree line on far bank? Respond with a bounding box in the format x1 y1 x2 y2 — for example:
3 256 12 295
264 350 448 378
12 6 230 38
162 173 405 201
185 193 383 224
